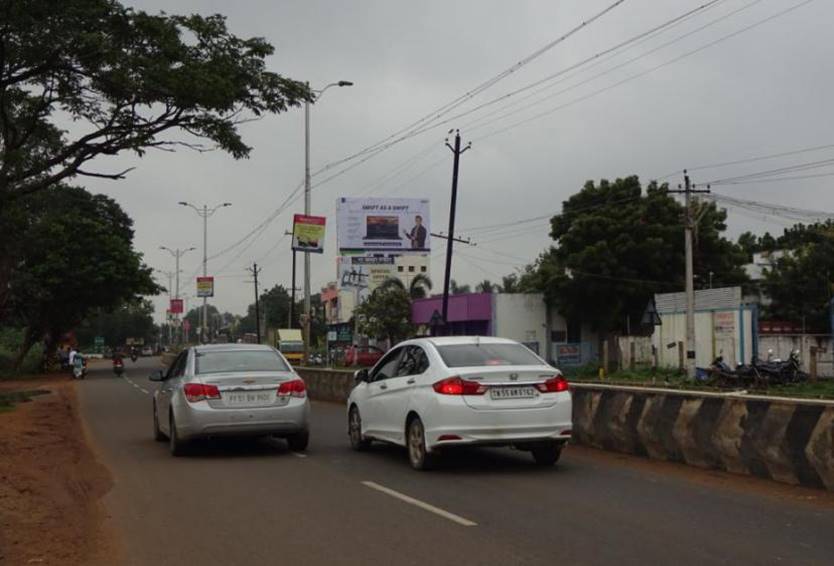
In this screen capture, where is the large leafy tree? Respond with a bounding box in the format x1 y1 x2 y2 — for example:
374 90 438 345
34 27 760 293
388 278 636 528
355 286 413 345
0 0 310 201
760 221 834 331
377 275 433 300
75 299 157 348
7 185 159 365
521 176 748 335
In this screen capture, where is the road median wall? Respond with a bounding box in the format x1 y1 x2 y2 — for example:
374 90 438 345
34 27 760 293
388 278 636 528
572 383 834 491
296 368 834 491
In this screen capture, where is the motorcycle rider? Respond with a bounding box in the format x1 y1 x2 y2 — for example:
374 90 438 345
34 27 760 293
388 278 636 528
113 350 125 375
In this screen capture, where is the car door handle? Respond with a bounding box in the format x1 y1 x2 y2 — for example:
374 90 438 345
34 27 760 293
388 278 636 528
378 384 388 390
406 378 416 385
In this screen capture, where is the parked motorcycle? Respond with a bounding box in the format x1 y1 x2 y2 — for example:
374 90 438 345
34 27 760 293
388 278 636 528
710 350 807 389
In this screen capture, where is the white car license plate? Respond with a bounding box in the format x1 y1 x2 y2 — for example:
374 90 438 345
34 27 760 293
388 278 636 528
226 391 273 406
490 386 537 400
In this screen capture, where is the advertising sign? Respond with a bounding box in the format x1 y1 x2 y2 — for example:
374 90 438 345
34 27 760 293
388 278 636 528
713 311 736 336
196 276 214 298
556 344 581 365
337 197 430 251
170 298 184 314
292 214 327 254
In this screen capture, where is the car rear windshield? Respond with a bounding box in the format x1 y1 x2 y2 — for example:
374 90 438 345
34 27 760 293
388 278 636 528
195 350 290 374
436 343 543 368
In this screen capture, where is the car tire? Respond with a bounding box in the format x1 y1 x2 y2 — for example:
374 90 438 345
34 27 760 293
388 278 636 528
348 406 372 451
531 443 562 466
287 429 310 452
407 416 437 471
169 412 187 457
153 401 166 442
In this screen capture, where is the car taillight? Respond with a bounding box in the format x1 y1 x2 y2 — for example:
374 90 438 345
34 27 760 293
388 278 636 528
536 375 569 393
183 383 221 403
277 379 306 398
432 376 486 396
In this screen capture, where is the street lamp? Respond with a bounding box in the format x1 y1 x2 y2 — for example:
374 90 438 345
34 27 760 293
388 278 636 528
303 79 353 361
160 246 196 344
178 201 232 343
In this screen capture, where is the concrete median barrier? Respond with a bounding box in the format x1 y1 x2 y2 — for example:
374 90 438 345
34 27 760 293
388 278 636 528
572 383 834 491
294 369 834 491
296 367 355 403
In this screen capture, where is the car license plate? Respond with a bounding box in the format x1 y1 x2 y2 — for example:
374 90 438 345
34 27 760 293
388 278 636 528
490 386 537 400
226 391 273 406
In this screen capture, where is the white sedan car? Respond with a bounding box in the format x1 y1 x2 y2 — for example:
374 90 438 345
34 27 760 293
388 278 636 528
347 336 572 470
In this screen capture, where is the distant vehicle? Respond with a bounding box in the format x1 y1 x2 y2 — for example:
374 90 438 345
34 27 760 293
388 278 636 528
347 336 572 470
344 345 385 367
141 346 153 357
274 329 304 366
148 344 310 456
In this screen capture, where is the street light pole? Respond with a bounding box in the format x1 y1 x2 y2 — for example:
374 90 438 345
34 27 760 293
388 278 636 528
303 80 353 362
160 246 196 344
179 201 232 343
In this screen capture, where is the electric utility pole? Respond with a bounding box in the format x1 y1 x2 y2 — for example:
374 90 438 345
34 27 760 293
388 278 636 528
667 170 710 379
284 229 299 329
441 130 471 327
247 263 263 344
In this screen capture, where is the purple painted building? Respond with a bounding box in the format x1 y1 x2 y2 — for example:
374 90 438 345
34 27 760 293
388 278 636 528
411 292 493 336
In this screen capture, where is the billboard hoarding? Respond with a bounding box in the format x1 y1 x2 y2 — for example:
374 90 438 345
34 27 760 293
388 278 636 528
170 298 184 314
196 276 214 298
292 214 326 254
337 197 430 252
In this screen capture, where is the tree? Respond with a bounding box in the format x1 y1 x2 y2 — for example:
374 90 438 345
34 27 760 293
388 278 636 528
6 185 159 365
75 299 157 349
378 275 433 300
450 279 471 295
355 285 413 345
761 221 834 331
499 274 520 293
0 0 311 203
475 279 496 293
521 176 748 335
184 304 220 337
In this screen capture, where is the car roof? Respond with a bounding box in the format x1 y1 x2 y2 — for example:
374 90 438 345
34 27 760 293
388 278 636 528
193 343 275 353
401 336 521 348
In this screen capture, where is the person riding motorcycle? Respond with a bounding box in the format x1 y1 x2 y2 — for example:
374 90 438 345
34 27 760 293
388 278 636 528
113 351 125 376
129 346 138 362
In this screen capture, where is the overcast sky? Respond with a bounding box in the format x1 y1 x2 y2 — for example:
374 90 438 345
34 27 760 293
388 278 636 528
78 0 834 322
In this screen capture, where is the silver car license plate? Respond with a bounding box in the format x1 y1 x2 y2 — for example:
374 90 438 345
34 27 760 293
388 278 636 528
226 391 273 406
489 386 537 400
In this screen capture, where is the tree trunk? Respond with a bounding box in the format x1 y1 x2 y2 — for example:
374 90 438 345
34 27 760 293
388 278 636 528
13 326 41 371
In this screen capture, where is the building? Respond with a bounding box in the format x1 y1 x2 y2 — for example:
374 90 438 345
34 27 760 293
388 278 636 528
651 286 757 368
411 292 597 365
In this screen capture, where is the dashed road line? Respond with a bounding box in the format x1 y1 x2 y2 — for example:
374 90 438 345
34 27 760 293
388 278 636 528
122 375 149 395
291 452 308 459
361 481 477 527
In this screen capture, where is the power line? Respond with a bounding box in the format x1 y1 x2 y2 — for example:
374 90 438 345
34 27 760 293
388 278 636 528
704 157 834 185
473 0 817 143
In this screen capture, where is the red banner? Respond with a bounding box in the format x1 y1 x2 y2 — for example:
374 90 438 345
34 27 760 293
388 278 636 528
170 298 184 314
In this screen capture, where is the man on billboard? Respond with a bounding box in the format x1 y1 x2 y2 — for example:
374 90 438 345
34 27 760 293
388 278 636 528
404 215 427 249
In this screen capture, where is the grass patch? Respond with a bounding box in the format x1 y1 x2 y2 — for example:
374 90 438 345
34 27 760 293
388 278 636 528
0 389 51 411
570 368 834 400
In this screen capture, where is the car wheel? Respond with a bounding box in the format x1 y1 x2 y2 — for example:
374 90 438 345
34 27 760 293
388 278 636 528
153 401 166 441
169 412 188 457
348 406 371 451
287 429 310 452
531 442 562 466
407 416 437 471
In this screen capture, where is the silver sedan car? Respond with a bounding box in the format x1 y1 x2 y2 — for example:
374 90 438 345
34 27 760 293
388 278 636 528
149 344 310 456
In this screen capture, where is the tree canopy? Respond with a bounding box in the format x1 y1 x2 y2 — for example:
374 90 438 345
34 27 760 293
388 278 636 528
0 0 311 203
6 185 158 364
75 299 157 348
355 285 413 345
520 176 748 334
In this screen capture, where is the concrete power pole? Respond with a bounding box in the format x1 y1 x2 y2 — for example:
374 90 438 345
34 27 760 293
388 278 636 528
441 130 471 327
247 263 263 344
669 171 710 379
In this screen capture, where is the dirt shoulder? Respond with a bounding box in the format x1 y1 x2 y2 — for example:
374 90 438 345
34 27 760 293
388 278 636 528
0 375 119 565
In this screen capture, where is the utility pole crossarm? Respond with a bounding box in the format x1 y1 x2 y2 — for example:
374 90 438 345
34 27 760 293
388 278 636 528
431 232 476 246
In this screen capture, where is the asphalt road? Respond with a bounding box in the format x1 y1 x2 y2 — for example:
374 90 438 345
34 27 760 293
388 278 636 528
77 357 834 566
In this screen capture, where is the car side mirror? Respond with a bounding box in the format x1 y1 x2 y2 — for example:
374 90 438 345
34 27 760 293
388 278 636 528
354 369 369 384
148 370 164 382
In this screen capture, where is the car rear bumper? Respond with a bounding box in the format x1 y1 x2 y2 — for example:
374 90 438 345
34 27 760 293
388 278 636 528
424 396 572 450
176 398 310 440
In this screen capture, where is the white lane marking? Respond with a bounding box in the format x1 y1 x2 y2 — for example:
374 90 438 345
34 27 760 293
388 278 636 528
361 481 477 527
292 452 307 459
121 375 149 395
